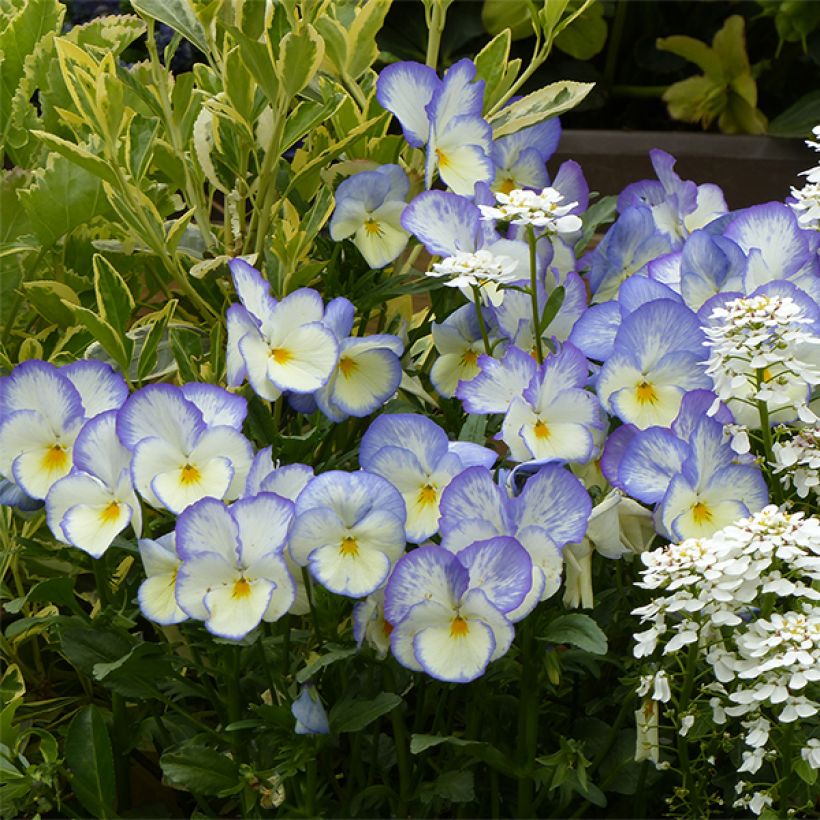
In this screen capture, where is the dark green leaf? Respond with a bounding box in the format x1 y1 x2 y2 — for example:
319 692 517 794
474 29 511 110
540 613 608 655
22 280 80 327
296 646 357 683
130 0 208 54
64 705 117 819
277 25 325 99
539 285 565 334
67 304 132 373
421 770 475 804
329 692 402 733
458 414 488 445
160 743 243 796
769 90 820 137
555 1 607 60
137 300 177 381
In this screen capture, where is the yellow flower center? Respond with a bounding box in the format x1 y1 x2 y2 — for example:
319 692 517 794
435 148 450 168
363 219 383 237
534 420 551 440
635 381 658 405
270 347 292 365
460 350 479 368
417 484 438 506
232 578 252 599
449 616 469 638
499 177 517 194
41 444 68 472
339 535 359 557
339 356 358 378
98 501 121 524
180 464 201 485
692 502 713 525
382 619 394 638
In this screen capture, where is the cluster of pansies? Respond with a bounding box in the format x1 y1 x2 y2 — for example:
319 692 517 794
1 54 818 797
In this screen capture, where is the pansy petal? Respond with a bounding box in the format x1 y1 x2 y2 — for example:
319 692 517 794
390 599 451 671
175 552 236 620
376 61 438 147
138 570 187 625
238 330 283 401
401 190 481 257
438 466 507 533
619 427 690 504
229 258 276 324
428 58 484 127
309 542 392 598
329 346 402 416
180 384 247 430
232 492 294 564
62 361 128 418
226 305 257 387
61 500 131 558
117 384 204 451
457 536 532 613
457 347 537 414
267 323 339 393
204 579 274 639
414 614 495 683
361 413 449 474
0 360 83 430
189 425 253 500
175 496 239 561
73 410 130 488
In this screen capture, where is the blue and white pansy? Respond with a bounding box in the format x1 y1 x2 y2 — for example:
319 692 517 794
329 165 411 269
359 413 496 543
492 118 561 194
376 59 493 195
137 532 186 626
288 470 407 598
174 494 296 639
384 539 532 683
226 259 339 401
438 464 592 617
117 384 253 514
46 410 141 558
311 297 404 422
0 359 127 503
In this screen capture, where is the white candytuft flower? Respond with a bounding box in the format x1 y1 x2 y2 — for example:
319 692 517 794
789 124 820 230
703 294 820 425
428 249 519 305
772 425 820 499
478 187 582 233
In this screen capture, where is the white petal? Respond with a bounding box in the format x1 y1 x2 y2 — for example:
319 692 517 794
204 578 275 639
61 501 132 558
266 324 339 393
414 617 495 682
152 456 234 514
138 573 187 625
309 543 392 597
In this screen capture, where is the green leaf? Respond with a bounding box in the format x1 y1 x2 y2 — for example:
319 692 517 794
277 25 325 99
540 613 608 655
458 414 488 445
283 95 345 153
18 150 115 246
130 0 208 54
489 81 594 138
0 0 64 147
769 90 820 137
0 665 25 748
93 254 134 334
22 280 80 327
575 195 617 254
474 29 512 111
795 756 818 786
421 770 475 804
137 300 177 381
315 16 348 76
64 705 117 819
30 132 117 185
346 0 392 79
481 0 532 40
67 303 131 373
656 34 723 78
296 646 358 683
410 734 484 754
539 285 565 335
229 27 279 105
160 742 243 796
555 1 607 60
329 692 402 733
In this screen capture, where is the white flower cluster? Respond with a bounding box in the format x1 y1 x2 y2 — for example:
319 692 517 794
703 294 820 425
772 425 820 500
428 249 519 305
633 506 820 812
478 187 583 233
789 125 820 232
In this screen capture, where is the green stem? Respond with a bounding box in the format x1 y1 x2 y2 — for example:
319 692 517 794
611 84 668 98
92 555 110 610
527 226 544 365
676 642 700 813
602 1 627 92
517 617 538 817
424 1 449 70
250 98 287 258
112 693 131 810
386 665 411 816
755 369 783 504
302 568 324 645
471 285 492 355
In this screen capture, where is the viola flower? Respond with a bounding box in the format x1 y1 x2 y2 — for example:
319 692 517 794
288 470 407 598
352 588 392 659
384 539 532 682
499 344 605 464
311 297 404 423
359 413 495 543
174 494 296 639
137 532 186 625
117 384 253 514
618 149 727 245
376 59 494 195
46 410 141 558
292 684 330 735
479 187 582 234
596 298 711 429
429 305 494 398
329 165 411 269
457 345 538 415
0 359 127 502
226 259 339 401
243 446 314 500
438 464 592 616
492 118 561 194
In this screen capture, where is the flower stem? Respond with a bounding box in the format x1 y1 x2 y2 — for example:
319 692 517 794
424 1 450 70
756 369 783 505
471 285 492 355
527 226 544 365
517 616 538 817
676 642 700 814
